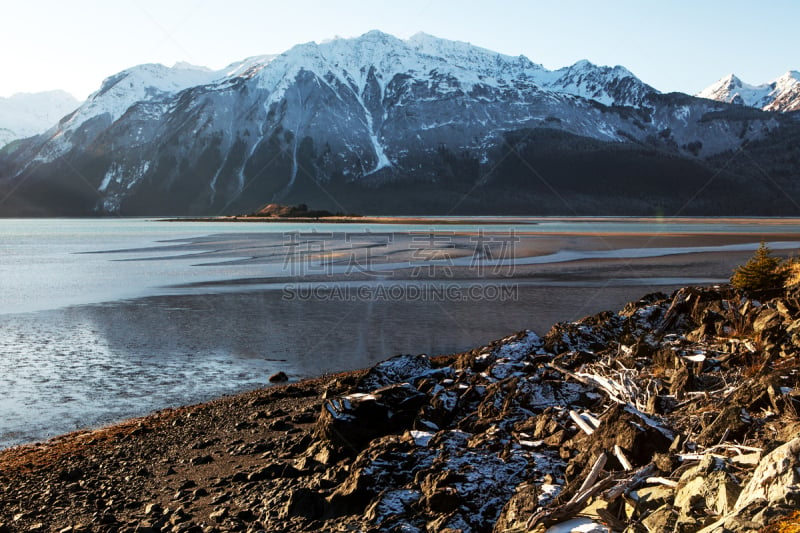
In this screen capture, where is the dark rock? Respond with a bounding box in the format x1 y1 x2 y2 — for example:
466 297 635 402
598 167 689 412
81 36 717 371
328 435 418 516
565 404 672 492
653 452 678 474
58 467 84 482
209 507 228 522
269 372 289 383
280 488 328 520
235 509 257 522
190 455 214 466
423 487 460 514
247 462 301 482
144 503 162 516
191 438 219 450
268 419 294 431
286 433 313 455
314 383 428 458
493 483 540 532
544 312 622 355
697 405 750 446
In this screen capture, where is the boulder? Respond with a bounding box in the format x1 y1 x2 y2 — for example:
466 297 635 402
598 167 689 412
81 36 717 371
327 435 419 516
269 371 289 383
280 488 328 520
565 405 672 485
641 504 678 533
492 482 539 532
735 437 800 511
629 485 675 524
752 307 784 335
673 455 740 517
314 383 428 458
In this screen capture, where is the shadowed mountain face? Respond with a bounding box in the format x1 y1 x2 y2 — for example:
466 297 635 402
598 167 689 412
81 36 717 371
0 31 798 216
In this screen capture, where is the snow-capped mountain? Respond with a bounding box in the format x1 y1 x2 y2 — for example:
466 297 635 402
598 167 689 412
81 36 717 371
0 90 80 147
697 71 800 112
0 31 796 216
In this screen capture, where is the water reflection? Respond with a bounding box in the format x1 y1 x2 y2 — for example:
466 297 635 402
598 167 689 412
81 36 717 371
1 280 705 448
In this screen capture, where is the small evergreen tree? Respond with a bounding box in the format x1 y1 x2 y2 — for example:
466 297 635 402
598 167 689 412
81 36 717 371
731 241 787 291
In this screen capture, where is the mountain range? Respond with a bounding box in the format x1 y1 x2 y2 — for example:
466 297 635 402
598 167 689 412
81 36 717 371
697 71 800 113
1 30 799 216
0 91 80 148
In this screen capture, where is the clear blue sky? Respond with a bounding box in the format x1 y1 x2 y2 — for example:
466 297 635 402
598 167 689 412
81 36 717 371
2 0 798 99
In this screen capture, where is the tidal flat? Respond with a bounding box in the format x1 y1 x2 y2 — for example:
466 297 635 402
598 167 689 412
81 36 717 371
2 218 800 448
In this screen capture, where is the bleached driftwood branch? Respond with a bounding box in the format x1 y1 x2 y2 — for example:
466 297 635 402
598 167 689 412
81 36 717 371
569 410 596 436
526 452 611 530
614 444 633 471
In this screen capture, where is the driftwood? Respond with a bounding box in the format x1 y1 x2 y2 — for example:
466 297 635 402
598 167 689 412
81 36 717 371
526 453 611 529
613 444 633 471
602 463 657 501
569 410 597 436
526 457 661 530
582 412 602 430
577 452 608 495
646 476 678 487
549 362 676 440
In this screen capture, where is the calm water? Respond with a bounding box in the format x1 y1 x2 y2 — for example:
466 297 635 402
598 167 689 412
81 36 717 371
1 217 799 448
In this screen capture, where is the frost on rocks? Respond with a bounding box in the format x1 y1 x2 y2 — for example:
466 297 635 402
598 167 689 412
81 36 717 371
4 284 796 532
357 353 433 392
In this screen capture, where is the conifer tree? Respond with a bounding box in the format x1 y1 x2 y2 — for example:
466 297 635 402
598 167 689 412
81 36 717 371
731 241 787 291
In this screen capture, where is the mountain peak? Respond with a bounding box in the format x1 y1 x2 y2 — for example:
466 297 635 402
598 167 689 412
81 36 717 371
571 59 594 69
172 61 212 72
723 73 743 87
0 90 81 147
698 70 800 112
359 29 396 41
1 29 791 217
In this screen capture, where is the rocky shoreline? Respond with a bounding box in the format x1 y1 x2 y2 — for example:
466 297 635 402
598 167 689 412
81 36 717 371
1 284 799 532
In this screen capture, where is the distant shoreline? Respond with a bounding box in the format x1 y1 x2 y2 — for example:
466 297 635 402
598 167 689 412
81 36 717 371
161 215 540 225
160 215 800 226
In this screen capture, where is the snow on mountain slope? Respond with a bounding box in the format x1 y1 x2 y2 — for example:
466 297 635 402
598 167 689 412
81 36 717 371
697 71 800 112
766 71 800 112
34 62 222 162
61 62 219 129
1 30 788 217
0 90 80 147
251 31 653 107
53 30 656 145
27 30 660 169
539 60 654 107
